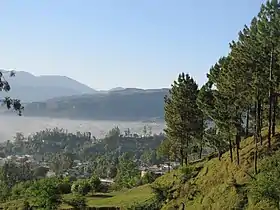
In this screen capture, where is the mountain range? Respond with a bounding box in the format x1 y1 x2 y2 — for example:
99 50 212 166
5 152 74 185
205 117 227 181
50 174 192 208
1 71 96 102
1 71 167 121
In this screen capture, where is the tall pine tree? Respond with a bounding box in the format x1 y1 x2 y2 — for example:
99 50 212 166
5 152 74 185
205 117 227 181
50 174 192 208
164 73 201 165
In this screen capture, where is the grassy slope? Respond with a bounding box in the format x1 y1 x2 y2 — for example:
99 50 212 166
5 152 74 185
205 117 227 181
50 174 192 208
86 185 153 207
153 129 280 210
60 185 154 209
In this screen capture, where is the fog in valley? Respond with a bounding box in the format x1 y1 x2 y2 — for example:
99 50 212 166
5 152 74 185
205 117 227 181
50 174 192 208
0 115 165 141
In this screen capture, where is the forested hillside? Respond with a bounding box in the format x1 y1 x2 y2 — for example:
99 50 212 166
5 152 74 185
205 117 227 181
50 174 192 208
22 88 168 121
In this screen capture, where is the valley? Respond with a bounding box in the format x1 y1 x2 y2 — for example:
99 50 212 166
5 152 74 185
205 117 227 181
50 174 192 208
0 115 165 141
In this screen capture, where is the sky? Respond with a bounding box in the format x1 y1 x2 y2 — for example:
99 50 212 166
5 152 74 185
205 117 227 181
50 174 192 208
0 0 266 90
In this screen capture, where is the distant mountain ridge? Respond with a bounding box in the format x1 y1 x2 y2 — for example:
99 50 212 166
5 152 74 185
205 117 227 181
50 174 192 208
1 71 97 102
1 71 169 121
22 88 168 121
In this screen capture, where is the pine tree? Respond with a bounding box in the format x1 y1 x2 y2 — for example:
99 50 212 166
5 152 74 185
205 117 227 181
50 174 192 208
164 73 201 165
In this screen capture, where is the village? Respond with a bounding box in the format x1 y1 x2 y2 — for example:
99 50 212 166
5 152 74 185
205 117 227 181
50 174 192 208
0 154 179 185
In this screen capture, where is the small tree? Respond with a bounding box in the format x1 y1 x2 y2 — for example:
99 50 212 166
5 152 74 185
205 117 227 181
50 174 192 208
71 180 91 196
89 175 101 194
27 177 61 209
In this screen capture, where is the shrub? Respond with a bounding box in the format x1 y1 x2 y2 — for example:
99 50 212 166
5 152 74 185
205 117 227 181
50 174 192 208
127 197 162 210
141 171 157 184
58 182 72 194
89 175 101 193
63 194 87 210
26 177 61 209
71 179 91 196
250 151 280 209
11 181 33 199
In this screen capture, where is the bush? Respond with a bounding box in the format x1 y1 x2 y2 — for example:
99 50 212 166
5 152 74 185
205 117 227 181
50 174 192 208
141 171 157 184
250 152 280 209
26 177 61 209
98 183 110 193
11 181 33 199
89 175 101 193
127 197 162 210
71 180 91 196
63 194 87 210
0 182 10 202
58 182 72 194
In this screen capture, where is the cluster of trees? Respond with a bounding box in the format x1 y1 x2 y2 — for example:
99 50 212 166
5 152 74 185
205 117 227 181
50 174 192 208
161 0 280 173
0 125 164 175
0 175 102 209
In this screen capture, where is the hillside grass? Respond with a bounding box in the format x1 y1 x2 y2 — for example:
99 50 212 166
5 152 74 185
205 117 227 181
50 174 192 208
60 185 154 209
152 128 280 210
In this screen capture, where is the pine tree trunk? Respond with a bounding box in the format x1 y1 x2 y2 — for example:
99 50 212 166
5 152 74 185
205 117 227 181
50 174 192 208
245 106 250 137
218 150 221 161
199 144 203 159
229 135 233 162
180 148 184 166
254 102 258 174
168 154 171 173
257 101 262 145
185 138 189 165
235 111 241 165
199 117 204 159
272 96 277 136
236 134 240 165
254 132 258 175
268 47 274 149
268 95 272 148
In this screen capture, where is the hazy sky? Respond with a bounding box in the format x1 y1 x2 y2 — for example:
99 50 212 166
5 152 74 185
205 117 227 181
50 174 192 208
0 0 265 90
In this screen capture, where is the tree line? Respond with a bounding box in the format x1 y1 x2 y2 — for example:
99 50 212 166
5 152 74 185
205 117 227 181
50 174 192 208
161 0 280 174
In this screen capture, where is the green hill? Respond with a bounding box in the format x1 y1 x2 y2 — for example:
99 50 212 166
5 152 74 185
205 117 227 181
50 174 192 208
21 88 168 121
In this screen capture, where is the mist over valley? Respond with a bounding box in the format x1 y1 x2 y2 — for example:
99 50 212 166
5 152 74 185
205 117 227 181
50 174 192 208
0 115 165 141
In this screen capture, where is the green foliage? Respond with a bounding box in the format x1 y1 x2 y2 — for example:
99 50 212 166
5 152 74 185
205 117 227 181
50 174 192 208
250 151 280 209
0 70 24 115
63 194 87 210
115 152 140 189
50 152 74 175
0 161 33 189
58 182 72 195
0 182 10 202
127 197 162 210
10 181 33 200
141 171 157 185
164 72 202 165
26 177 61 209
71 179 91 196
140 149 159 166
89 175 101 193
